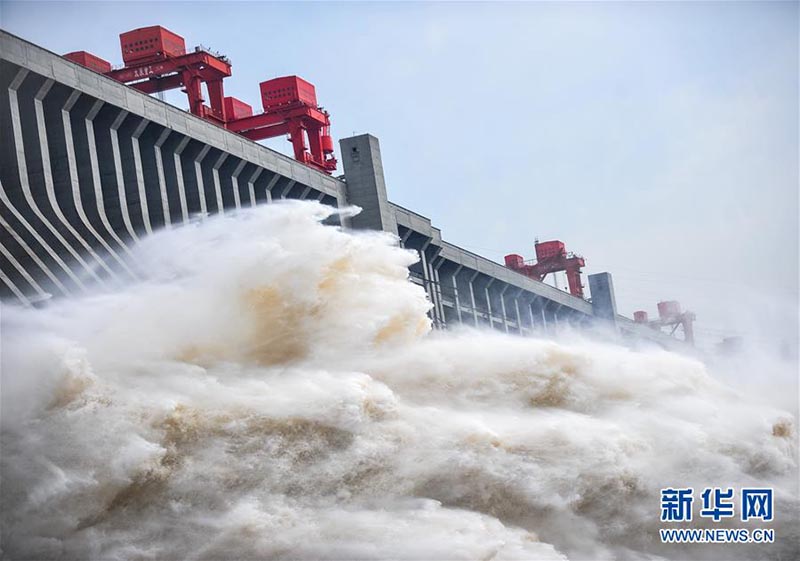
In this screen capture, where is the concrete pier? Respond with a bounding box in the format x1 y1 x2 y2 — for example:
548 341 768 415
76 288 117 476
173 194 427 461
588 272 618 328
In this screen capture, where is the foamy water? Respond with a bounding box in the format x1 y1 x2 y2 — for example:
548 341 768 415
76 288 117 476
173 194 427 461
1 202 797 560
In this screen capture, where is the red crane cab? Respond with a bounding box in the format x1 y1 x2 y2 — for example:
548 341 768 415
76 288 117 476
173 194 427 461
120 26 186 65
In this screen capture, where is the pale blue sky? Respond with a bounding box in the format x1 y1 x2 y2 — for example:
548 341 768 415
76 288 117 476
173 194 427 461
2 1 798 350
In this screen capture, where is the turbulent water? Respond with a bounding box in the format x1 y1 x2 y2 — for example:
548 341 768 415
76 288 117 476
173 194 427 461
1 202 797 560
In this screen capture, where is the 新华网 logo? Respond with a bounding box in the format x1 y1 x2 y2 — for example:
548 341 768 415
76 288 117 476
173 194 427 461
659 487 774 544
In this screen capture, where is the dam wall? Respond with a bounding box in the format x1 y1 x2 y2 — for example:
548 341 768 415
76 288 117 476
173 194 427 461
0 30 678 348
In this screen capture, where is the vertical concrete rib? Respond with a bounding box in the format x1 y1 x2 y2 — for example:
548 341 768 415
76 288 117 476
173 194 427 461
63 94 134 277
85 101 136 259
153 128 172 227
417 241 431 299
0 267 30 305
513 289 524 334
279 179 296 199
536 300 546 330
246 168 262 206
173 137 190 223
0 181 72 296
467 270 480 327
211 152 227 213
451 265 463 324
193 145 211 216
499 284 510 333
484 278 495 331
542 301 553 331
430 254 446 329
130 119 152 234
263 173 280 202
0 216 48 300
416 241 439 326
7 69 90 292
34 79 115 286
528 299 536 332
109 110 139 240
399 228 413 247
230 161 246 210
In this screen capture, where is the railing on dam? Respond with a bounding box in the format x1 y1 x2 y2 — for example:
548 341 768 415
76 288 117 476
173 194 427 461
0 29 681 349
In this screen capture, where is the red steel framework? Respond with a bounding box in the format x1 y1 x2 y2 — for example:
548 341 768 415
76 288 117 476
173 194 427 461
64 25 337 173
226 76 336 172
504 239 586 298
633 301 695 345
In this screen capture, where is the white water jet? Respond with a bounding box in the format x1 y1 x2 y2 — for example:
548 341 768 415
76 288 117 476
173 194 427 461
1 201 797 560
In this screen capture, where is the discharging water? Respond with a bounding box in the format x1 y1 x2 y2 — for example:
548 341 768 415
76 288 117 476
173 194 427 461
1 202 797 560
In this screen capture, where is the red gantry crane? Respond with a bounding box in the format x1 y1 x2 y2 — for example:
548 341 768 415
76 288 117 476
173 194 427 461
64 25 337 173
504 239 586 298
68 26 232 124
634 301 695 345
225 76 337 173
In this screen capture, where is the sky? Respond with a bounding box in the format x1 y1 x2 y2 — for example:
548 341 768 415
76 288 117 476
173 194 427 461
2 1 798 352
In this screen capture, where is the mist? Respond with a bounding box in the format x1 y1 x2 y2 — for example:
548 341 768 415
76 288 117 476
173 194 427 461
1 202 797 560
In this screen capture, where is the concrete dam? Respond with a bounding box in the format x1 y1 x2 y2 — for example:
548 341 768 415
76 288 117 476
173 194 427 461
4 11 800 561
0 30 679 348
